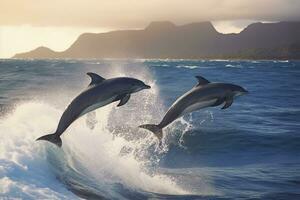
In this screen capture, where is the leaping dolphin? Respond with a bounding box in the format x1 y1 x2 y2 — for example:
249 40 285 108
139 75 248 141
36 72 151 147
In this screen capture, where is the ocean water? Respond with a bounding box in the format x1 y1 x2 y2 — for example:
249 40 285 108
0 59 299 200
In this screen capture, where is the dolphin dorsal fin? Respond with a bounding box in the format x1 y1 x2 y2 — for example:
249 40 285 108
195 75 210 86
87 72 105 86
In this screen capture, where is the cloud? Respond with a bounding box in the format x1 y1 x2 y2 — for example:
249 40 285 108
0 0 299 28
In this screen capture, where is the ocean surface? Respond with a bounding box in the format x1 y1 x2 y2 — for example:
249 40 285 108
0 59 299 200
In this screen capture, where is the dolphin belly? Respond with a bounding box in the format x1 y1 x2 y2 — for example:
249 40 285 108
78 96 116 118
180 99 217 117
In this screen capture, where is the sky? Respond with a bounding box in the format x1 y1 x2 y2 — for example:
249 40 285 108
1 0 300 58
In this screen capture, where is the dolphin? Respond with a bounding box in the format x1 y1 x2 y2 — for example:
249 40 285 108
139 75 248 141
36 72 151 147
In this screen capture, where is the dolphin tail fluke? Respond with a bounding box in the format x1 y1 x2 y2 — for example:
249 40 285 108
36 133 62 148
139 124 163 141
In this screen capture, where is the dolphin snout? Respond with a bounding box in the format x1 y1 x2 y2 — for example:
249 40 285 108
144 84 151 89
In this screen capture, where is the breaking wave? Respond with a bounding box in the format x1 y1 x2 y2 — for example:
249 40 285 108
0 66 215 199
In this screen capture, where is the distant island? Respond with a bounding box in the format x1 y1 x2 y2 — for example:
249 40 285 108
13 21 300 59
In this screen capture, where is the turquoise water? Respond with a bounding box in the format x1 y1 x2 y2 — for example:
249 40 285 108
0 59 299 199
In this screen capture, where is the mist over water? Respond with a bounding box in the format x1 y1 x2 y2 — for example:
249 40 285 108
0 59 300 199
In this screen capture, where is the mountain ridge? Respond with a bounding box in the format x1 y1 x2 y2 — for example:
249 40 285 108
13 21 300 59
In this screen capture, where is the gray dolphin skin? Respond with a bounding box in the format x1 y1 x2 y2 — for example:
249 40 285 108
36 72 151 147
139 75 248 141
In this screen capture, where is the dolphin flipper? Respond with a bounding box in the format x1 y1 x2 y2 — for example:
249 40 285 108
222 96 233 109
117 94 131 107
212 97 225 107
